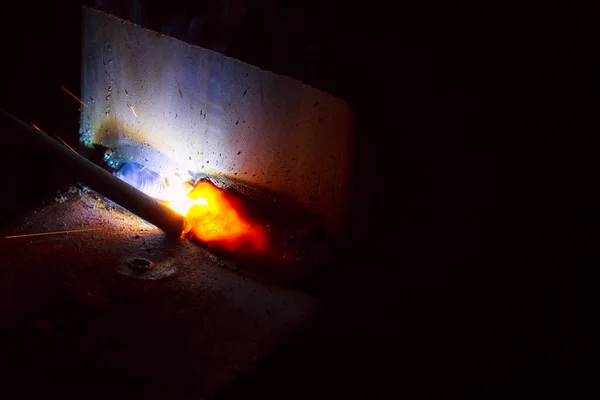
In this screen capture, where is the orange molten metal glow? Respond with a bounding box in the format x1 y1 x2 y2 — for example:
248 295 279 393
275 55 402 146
165 180 268 255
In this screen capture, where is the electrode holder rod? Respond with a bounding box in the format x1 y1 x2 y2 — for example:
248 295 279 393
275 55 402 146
0 108 185 236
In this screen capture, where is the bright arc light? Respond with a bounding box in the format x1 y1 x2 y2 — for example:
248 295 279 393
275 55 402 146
167 192 208 216
159 178 208 216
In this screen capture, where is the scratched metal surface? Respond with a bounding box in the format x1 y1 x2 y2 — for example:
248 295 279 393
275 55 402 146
79 7 354 237
0 191 317 398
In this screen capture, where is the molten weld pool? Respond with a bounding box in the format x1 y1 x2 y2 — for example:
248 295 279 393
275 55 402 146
176 180 269 256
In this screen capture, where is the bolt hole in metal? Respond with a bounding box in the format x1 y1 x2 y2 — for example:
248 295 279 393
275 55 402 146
116 257 176 280
129 257 154 270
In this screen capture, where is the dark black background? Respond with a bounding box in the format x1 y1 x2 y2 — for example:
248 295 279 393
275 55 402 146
1 1 596 398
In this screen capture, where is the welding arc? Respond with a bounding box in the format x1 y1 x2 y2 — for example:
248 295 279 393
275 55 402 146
0 108 185 237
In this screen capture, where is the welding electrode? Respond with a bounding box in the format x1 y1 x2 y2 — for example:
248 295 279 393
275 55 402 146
0 108 185 236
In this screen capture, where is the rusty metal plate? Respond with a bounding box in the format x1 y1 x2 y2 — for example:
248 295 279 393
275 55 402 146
0 191 317 398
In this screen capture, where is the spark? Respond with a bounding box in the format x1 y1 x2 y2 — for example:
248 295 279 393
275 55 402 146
129 105 138 118
60 85 88 108
29 122 49 136
30 122 78 154
54 134 78 154
5 228 103 239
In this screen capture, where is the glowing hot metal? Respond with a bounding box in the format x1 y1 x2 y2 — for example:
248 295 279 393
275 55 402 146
160 179 268 256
